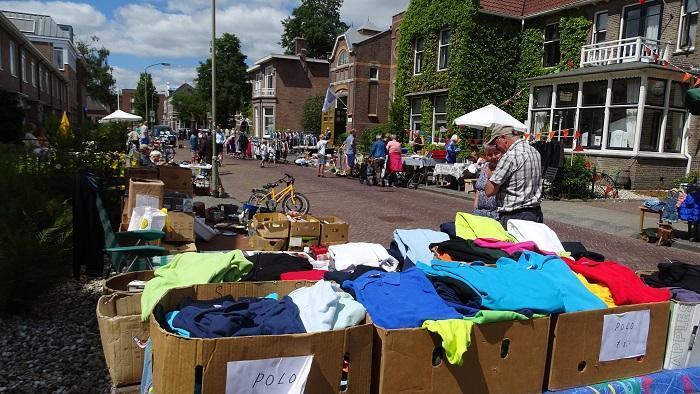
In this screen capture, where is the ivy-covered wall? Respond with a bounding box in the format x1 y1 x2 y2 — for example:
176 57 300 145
394 0 592 130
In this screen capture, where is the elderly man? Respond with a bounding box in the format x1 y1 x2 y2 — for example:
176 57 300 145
370 134 387 186
484 124 543 227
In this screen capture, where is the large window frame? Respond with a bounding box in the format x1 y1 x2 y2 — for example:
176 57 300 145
337 50 349 66
438 29 451 71
433 95 447 143
543 23 561 68
410 97 421 133
20 50 26 83
9 41 16 77
593 11 609 44
263 106 274 133
413 38 424 75
54 48 64 71
31 61 36 87
678 0 699 51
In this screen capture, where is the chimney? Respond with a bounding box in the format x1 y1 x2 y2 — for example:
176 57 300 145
294 37 307 57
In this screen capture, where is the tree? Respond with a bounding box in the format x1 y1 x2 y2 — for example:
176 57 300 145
171 90 207 128
133 73 158 124
301 95 324 133
280 0 348 59
196 33 251 128
76 36 116 109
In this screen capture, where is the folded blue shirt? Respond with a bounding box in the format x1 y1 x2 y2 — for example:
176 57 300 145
342 268 462 329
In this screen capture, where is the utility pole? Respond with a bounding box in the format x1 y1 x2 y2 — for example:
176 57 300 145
211 0 219 197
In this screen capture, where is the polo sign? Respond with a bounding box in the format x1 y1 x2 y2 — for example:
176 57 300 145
599 310 651 362
225 355 313 394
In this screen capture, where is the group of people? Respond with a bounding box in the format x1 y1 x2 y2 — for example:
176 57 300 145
125 123 165 168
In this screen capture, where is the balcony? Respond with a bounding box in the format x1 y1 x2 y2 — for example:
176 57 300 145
581 37 669 67
252 87 276 98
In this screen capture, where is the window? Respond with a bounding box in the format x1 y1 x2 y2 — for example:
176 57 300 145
554 83 578 148
265 66 274 89
533 86 552 108
679 0 698 50
337 50 349 66
593 12 608 44
38 65 43 91
612 78 640 105
9 41 16 77
263 106 274 132
20 50 26 82
543 24 560 67
531 85 553 135
31 62 36 87
410 97 421 132
414 38 424 74
608 78 640 150
579 80 608 149
44 71 48 91
438 29 451 70
639 78 666 151
646 78 666 106
433 95 447 133
369 67 379 81
54 48 64 70
665 111 686 152
582 80 607 106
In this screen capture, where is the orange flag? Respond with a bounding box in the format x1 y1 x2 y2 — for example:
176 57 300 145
684 73 692 83
563 129 570 138
695 78 700 88
574 130 581 139
548 131 555 140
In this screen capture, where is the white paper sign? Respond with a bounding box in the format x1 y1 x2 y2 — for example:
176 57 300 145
599 310 650 362
225 355 313 394
289 237 303 247
135 194 160 209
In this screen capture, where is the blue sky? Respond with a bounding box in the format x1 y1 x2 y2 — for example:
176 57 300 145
0 0 408 91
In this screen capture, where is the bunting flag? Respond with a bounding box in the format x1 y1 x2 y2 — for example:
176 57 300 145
548 131 555 140
684 73 692 83
695 79 700 88
574 130 581 139
562 129 570 138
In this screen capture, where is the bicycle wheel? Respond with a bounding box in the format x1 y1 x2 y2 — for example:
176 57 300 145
248 191 276 211
594 174 619 199
282 193 310 214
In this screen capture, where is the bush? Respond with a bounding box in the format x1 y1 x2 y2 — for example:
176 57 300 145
358 124 393 153
301 95 324 133
551 155 593 199
674 171 700 187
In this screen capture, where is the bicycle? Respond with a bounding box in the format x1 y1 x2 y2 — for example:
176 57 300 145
247 173 310 214
592 167 620 199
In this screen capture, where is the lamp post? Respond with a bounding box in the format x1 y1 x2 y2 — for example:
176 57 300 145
211 0 219 197
143 62 170 127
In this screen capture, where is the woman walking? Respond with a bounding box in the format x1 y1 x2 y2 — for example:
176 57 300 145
386 135 403 187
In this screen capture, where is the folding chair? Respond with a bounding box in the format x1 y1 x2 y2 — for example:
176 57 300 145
542 166 559 199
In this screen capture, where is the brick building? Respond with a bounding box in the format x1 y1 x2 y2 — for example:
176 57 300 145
4 11 88 124
163 83 194 130
327 22 392 135
248 39 329 138
0 11 69 131
120 88 166 125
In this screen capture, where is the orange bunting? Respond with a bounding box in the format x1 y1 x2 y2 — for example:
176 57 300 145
562 129 570 137
684 73 692 83
574 130 581 139
695 79 700 88
548 131 555 140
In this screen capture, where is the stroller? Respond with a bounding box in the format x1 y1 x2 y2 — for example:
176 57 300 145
359 156 379 186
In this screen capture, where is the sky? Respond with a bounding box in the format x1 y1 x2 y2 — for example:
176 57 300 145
0 0 409 93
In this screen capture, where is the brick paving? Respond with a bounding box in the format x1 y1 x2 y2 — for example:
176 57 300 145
186 150 700 270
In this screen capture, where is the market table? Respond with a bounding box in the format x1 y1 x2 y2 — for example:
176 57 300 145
434 163 472 178
401 156 437 168
179 163 213 192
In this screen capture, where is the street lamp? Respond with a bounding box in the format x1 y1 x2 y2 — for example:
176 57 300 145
144 62 170 127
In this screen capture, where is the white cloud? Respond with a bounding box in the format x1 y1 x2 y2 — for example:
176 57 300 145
0 0 106 34
340 0 408 29
112 65 197 93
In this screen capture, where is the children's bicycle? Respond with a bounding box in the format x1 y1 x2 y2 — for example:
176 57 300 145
247 173 310 214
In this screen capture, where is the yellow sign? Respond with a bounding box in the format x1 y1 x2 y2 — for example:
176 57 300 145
321 109 334 145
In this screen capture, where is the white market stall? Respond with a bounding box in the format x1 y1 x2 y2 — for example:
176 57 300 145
99 110 143 124
453 104 526 131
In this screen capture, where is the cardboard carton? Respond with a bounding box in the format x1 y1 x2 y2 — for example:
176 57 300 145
104 271 155 295
165 212 195 242
162 241 197 255
289 215 321 237
158 165 193 195
546 302 670 390
126 167 158 181
248 234 288 251
97 293 149 387
150 282 373 394
126 178 165 222
664 300 700 370
316 216 349 245
288 236 320 252
372 317 550 393
251 213 290 239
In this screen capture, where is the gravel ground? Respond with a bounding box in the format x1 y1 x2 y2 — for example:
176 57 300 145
0 278 111 394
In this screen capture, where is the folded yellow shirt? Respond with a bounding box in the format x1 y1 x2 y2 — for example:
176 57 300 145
575 273 617 308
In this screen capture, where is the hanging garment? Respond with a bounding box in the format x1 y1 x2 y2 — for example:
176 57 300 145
422 319 474 366
394 229 450 265
566 258 671 305
244 253 313 281
662 191 681 222
641 260 700 294
575 274 617 308
170 295 306 338
454 212 516 242
430 239 508 264
506 220 565 254
341 268 462 329
288 281 365 332
329 243 400 272
141 251 254 320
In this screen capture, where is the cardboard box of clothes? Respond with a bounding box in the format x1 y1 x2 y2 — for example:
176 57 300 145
664 300 700 370
288 215 321 238
97 293 149 387
158 165 193 195
371 317 551 393
316 216 349 245
546 302 671 390
251 213 290 239
126 178 165 222
164 212 195 243
248 234 288 251
149 282 373 394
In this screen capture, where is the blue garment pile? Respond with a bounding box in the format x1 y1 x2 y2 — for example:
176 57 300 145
680 191 700 222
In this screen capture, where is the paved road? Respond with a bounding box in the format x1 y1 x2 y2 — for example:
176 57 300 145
197 152 700 270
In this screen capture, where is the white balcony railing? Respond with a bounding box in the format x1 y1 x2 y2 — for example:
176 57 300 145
581 37 668 67
252 87 275 98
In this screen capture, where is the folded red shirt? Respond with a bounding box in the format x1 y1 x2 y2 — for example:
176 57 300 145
280 270 327 281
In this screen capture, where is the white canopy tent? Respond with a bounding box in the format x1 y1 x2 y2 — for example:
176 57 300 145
98 110 143 124
453 104 527 131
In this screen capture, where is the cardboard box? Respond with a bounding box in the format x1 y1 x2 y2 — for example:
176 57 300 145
372 317 551 393
163 192 193 213
316 216 349 245
165 212 195 242
97 293 149 387
248 234 288 251
289 215 321 237
251 213 290 239
150 282 373 394
104 271 155 295
546 302 670 390
126 178 165 222
288 236 320 252
162 241 197 255
664 300 700 370
158 165 193 195
126 167 158 181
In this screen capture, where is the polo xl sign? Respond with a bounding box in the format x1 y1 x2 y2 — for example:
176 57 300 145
599 310 651 362
225 355 314 394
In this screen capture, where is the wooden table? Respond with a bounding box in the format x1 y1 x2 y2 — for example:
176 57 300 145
639 206 662 234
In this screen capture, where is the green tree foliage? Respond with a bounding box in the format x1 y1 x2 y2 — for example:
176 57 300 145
76 36 117 109
133 72 158 123
388 100 405 135
196 33 251 128
301 95 324 133
552 154 593 199
171 90 208 127
280 0 348 59
0 89 24 143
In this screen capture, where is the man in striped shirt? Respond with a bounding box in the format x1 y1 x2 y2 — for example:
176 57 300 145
485 124 543 227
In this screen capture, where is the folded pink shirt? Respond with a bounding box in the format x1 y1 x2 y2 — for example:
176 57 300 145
474 238 554 256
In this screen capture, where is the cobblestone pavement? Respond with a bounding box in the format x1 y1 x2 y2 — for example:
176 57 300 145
198 152 700 270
